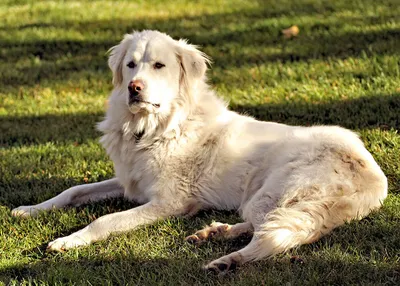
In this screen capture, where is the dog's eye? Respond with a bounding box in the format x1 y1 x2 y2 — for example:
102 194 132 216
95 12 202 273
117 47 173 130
154 62 165 69
127 61 136 69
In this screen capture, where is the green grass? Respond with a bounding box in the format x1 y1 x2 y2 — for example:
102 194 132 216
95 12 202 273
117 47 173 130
1 0 400 284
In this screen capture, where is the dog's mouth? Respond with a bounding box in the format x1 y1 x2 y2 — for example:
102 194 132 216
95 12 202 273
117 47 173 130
129 98 160 108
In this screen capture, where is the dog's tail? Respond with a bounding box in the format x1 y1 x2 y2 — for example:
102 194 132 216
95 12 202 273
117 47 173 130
237 185 386 263
244 200 348 261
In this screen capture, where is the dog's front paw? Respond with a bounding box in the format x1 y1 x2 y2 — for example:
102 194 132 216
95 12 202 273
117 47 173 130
47 234 88 252
11 206 39 217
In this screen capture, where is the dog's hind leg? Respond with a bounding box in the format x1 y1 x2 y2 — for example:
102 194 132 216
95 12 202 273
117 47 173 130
204 193 365 273
12 178 124 217
204 205 326 273
186 221 253 244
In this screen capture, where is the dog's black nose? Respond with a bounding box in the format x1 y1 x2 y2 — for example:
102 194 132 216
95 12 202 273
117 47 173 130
128 80 145 95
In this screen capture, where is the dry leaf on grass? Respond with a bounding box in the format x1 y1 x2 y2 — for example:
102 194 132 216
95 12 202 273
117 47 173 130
282 25 300 38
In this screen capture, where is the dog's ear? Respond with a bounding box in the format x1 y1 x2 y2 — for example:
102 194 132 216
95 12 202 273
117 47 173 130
175 39 210 89
108 34 133 87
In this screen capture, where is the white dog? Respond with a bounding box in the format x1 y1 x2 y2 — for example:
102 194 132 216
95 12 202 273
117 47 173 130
12 30 387 272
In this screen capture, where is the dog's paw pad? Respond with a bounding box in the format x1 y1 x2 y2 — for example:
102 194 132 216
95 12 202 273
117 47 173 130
204 252 242 273
208 230 217 238
187 222 231 244
204 261 234 274
216 262 228 271
185 234 203 245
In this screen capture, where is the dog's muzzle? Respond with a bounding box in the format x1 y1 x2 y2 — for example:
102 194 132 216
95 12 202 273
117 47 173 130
127 80 160 108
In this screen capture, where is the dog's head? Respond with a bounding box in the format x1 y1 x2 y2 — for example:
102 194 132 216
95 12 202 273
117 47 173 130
108 30 210 115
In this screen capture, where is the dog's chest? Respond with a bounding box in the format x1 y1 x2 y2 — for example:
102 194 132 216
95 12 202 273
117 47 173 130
124 146 162 201
101 125 253 207
100 132 155 201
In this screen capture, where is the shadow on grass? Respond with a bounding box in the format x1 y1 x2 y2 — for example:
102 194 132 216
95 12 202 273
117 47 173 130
0 6 399 90
1 167 398 284
1 191 399 284
1 216 399 285
0 177 82 207
0 111 104 147
233 93 400 130
1 93 399 148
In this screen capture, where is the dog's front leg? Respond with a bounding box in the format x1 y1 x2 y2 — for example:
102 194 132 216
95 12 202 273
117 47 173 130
47 201 181 251
12 178 123 217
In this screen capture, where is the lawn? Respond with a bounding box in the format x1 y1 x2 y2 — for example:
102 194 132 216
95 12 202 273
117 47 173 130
0 0 399 284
